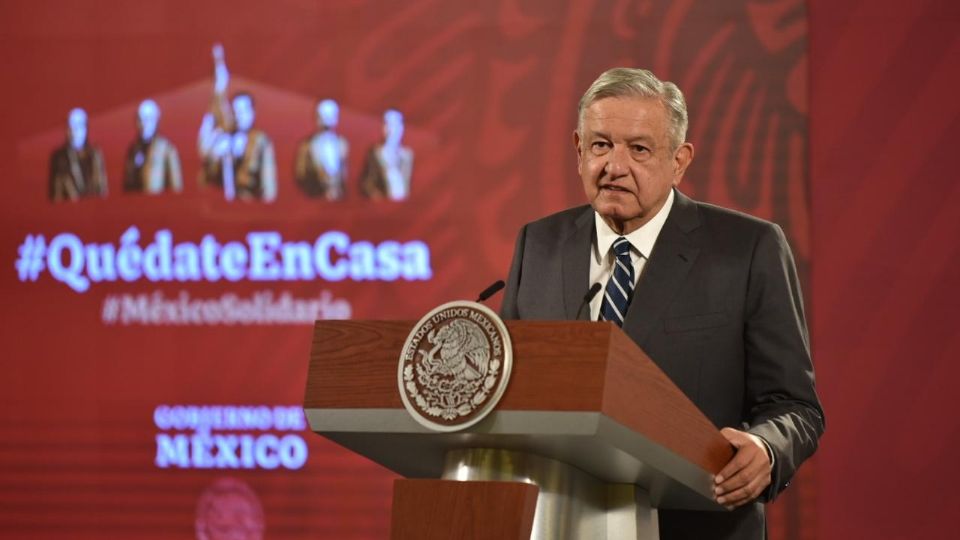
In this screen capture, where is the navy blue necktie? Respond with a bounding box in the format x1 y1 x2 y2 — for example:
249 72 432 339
599 237 635 326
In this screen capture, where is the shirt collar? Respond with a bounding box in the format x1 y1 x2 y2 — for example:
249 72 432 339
593 188 675 262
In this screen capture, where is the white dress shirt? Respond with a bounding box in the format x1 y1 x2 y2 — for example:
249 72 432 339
588 189 674 321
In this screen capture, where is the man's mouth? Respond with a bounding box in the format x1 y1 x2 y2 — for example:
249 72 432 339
600 185 630 192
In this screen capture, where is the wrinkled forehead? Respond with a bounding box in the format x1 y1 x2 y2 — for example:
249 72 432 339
580 96 670 136
583 95 667 118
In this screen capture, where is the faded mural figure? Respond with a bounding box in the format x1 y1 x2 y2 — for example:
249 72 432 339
198 44 277 203
195 477 265 540
360 109 413 201
123 99 183 194
295 99 349 200
48 107 107 202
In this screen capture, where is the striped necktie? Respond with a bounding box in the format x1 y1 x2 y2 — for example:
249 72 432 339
599 237 635 327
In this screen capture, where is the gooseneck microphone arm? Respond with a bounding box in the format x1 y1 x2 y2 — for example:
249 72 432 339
576 282 602 321
475 280 506 303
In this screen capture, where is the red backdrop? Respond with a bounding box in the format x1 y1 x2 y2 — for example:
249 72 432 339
808 0 960 539
0 0 957 538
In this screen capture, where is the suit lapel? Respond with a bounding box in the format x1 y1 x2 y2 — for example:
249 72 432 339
561 208 595 320
622 190 701 345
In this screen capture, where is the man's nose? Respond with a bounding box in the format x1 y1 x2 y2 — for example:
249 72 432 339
605 145 630 177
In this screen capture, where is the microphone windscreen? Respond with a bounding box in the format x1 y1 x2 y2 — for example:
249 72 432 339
476 280 506 302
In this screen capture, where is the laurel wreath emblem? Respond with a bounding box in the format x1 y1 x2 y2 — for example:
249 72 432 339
398 302 512 431
402 318 501 420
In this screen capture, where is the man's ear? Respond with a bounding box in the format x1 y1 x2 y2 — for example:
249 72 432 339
672 142 694 185
573 130 583 170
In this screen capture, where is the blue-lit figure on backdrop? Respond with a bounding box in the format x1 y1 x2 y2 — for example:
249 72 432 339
198 44 277 203
123 99 182 194
360 108 413 201
295 98 349 200
48 107 107 202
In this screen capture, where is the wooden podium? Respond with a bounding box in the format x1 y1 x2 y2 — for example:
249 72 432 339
304 320 732 540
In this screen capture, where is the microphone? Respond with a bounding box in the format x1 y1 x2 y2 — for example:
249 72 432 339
576 282 602 320
475 280 506 303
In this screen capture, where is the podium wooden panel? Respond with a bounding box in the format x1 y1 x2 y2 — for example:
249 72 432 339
304 320 733 538
391 479 538 540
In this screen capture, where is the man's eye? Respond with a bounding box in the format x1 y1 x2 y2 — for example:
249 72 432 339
631 145 649 153
591 142 610 152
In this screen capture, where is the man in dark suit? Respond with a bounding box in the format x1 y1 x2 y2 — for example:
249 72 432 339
501 68 824 539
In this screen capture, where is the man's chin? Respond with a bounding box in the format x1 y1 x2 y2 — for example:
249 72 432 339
592 202 636 222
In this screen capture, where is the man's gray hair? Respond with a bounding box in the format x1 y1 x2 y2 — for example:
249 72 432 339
577 67 689 148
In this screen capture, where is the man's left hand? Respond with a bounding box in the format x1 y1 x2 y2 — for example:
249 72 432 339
714 427 772 510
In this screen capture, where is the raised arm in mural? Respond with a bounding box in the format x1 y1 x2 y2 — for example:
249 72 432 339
197 44 277 203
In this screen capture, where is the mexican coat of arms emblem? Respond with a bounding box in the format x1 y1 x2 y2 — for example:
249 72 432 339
397 301 513 431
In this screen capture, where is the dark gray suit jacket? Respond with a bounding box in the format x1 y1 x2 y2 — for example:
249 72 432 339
500 190 824 540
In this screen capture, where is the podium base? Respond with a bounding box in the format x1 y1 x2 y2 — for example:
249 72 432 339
442 448 659 540
391 479 538 540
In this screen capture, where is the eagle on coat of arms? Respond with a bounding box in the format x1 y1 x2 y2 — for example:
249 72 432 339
419 319 490 382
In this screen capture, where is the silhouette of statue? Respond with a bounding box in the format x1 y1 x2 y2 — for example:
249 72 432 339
360 109 413 201
48 108 107 202
123 99 182 194
295 99 349 199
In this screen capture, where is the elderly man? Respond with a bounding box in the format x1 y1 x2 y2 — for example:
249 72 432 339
500 68 824 539
48 107 107 202
123 99 182 194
